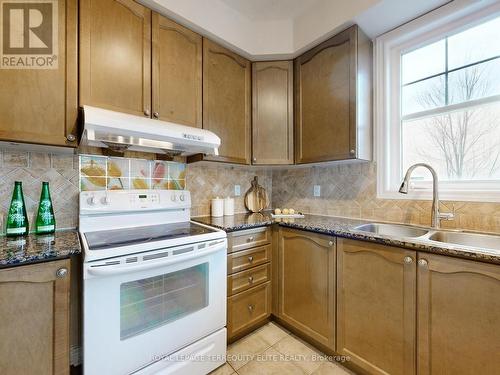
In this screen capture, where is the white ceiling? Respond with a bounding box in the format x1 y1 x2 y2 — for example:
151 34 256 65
219 0 321 21
140 0 451 59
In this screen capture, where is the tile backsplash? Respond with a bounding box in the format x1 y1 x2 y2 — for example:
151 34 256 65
1 149 499 234
272 162 500 233
79 155 186 191
0 151 79 231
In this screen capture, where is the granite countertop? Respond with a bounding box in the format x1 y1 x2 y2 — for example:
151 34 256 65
192 213 500 265
0 230 82 269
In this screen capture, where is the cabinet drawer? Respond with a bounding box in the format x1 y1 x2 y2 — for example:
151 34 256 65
228 227 271 253
227 245 271 275
227 263 270 296
228 281 271 339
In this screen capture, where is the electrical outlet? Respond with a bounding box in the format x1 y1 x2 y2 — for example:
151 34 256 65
313 185 321 197
234 185 241 196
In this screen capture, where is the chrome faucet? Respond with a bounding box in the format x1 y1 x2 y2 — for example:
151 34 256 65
399 163 454 228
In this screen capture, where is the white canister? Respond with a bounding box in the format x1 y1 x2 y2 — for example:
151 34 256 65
211 197 224 217
224 197 234 216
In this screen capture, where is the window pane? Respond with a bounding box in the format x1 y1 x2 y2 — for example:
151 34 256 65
448 16 500 70
120 263 209 340
402 75 445 116
448 59 500 105
402 39 445 85
402 102 500 181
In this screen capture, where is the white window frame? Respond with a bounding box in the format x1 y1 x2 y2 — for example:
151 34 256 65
375 0 500 202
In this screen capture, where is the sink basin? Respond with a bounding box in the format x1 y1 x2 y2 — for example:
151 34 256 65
427 231 500 251
354 223 429 238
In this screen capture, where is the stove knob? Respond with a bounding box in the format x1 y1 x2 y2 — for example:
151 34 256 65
87 196 96 206
179 194 185 202
171 194 177 202
101 196 110 205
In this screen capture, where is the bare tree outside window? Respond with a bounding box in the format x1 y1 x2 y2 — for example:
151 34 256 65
400 16 500 183
413 65 500 180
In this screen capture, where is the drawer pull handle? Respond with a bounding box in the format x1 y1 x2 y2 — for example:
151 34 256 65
248 256 254 263
247 236 254 242
248 276 254 283
248 304 254 312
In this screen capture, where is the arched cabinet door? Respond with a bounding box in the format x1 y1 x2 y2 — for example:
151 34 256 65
252 61 294 165
80 0 151 117
336 238 417 375
152 14 202 128
294 25 372 163
201 38 251 165
417 253 500 375
277 227 336 351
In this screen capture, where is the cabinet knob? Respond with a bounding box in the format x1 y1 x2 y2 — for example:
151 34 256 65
252 157 257 162
248 304 254 312
248 275 254 283
66 134 76 142
350 149 356 156
404 256 413 264
247 236 254 242
144 109 150 117
418 259 428 267
328 241 334 246
248 256 254 263
153 112 159 119
56 268 68 278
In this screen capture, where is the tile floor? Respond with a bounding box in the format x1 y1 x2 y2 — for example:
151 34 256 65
211 322 355 375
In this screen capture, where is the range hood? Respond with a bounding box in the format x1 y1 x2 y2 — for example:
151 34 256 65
81 106 220 156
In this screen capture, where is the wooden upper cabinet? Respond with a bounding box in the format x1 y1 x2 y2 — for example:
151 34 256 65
0 0 77 147
80 0 151 117
417 253 500 375
152 14 202 127
336 238 416 375
202 38 251 164
0 260 70 375
294 25 372 164
277 228 335 350
252 61 293 165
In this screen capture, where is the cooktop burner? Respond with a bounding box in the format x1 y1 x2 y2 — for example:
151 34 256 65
84 222 217 250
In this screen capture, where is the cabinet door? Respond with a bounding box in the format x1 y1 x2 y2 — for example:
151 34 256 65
337 239 416 375
152 14 202 127
252 61 293 165
277 227 335 350
203 38 251 164
0 260 70 375
80 0 151 117
417 253 500 375
295 25 356 163
0 0 77 147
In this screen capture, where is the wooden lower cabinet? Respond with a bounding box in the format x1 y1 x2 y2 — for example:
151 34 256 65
276 227 335 350
227 281 272 339
0 260 70 375
417 253 500 375
336 238 416 375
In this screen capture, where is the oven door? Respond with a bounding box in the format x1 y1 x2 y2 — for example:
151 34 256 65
83 239 227 375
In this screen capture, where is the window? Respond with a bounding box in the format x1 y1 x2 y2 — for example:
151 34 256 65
376 1 500 202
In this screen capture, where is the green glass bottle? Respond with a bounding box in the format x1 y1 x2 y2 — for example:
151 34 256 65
6 181 29 237
35 182 56 235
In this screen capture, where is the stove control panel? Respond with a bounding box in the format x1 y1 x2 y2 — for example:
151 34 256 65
80 190 191 213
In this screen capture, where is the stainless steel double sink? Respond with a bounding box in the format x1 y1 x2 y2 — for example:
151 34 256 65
354 223 500 253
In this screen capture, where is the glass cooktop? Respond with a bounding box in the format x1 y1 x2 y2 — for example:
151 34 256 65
84 222 217 250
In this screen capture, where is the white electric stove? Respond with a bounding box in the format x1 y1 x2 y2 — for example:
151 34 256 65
79 189 227 375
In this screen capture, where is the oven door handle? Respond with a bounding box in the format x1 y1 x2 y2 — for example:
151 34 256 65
84 241 225 278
